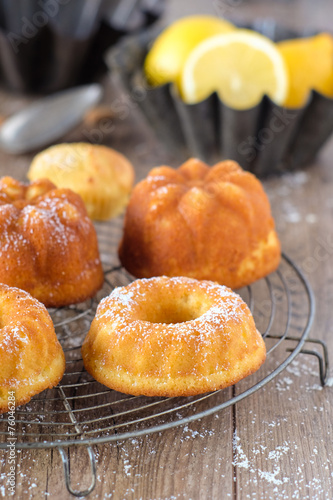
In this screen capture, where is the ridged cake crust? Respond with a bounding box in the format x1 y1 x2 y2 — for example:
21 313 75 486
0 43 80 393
28 143 135 221
82 276 266 397
0 176 104 307
0 284 65 413
119 159 281 289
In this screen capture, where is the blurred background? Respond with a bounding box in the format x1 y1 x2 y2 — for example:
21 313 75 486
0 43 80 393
0 0 331 95
165 0 332 31
0 0 165 93
0 0 333 177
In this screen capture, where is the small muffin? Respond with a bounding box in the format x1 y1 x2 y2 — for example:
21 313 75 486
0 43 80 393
28 143 135 221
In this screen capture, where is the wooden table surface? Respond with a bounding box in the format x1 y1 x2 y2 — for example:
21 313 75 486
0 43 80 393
1 0 333 498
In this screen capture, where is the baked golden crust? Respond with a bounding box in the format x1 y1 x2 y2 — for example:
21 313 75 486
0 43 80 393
0 176 104 307
119 158 281 289
28 143 135 221
0 284 65 413
82 276 266 397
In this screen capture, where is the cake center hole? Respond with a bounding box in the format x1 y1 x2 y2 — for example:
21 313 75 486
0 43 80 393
143 296 211 324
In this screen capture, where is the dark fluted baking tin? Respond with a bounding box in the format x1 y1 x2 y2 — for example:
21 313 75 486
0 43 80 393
106 21 333 177
0 0 165 94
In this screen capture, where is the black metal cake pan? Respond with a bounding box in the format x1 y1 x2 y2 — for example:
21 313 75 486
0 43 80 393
106 21 333 177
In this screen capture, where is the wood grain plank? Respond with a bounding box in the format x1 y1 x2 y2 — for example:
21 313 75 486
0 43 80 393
234 160 333 499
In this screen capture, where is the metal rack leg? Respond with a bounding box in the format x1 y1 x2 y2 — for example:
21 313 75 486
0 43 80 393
58 445 96 497
286 337 330 386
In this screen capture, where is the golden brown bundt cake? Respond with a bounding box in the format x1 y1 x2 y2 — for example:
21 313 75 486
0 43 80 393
119 159 281 289
0 284 65 413
0 176 104 307
82 276 266 397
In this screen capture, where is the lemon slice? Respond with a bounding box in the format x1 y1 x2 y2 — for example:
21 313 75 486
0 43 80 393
278 33 333 108
181 30 288 109
144 15 235 87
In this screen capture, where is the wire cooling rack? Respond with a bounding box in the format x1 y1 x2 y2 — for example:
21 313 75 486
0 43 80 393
0 219 325 497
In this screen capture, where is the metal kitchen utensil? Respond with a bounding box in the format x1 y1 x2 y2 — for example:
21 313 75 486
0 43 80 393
0 83 102 154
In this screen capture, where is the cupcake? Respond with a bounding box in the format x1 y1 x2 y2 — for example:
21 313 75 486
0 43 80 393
28 143 135 221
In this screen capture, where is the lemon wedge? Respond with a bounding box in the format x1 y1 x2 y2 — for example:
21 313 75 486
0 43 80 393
278 33 333 108
181 30 288 109
144 15 235 87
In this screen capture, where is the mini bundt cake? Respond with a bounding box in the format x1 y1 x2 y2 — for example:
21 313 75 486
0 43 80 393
0 284 65 413
119 159 281 289
28 143 135 221
0 176 104 307
82 276 266 397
